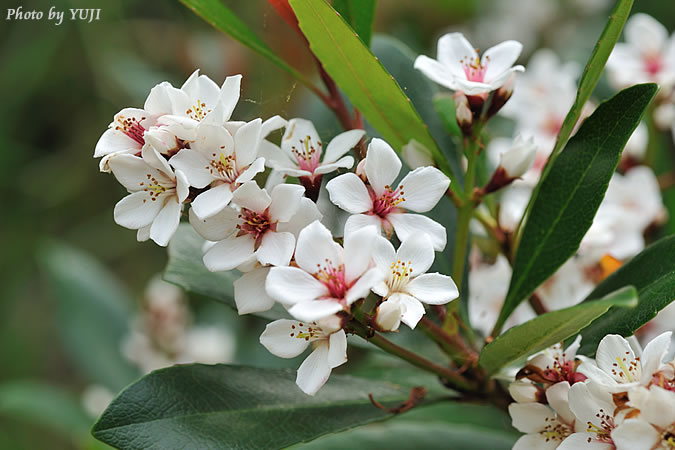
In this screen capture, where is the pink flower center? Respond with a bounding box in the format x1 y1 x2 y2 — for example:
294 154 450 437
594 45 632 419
585 409 615 445
315 259 349 300
115 115 146 146
461 56 488 82
237 208 274 244
207 151 239 182
291 135 322 173
644 53 664 76
371 184 405 217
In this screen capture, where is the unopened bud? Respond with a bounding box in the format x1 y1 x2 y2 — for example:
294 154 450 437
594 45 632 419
487 73 516 119
401 139 434 169
483 135 536 193
355 158 367 181
454 92 473 136
508 380 539 403
374 299 402 332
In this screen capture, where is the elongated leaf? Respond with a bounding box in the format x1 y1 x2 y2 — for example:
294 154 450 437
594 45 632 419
481 286 638 374
333 0 377 47
38 242 140 391
296 403 517 449
494 83 657 333
163 224 288 321
577 235 675 355
289 0 455 180
92 364 430 449
179 0 310 85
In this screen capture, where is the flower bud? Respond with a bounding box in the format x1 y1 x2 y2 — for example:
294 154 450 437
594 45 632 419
487 73 516 119
374 299 402 332
454 92 473 136
401 139 434 169
508 380 539 403
499 135 536 178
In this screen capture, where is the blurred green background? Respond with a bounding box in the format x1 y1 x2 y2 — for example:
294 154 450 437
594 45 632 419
1 0 673 448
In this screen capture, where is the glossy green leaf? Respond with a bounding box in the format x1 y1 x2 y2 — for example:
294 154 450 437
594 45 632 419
289 0 455 180
494 83 658 333
38 241 140 391
0 381 91 437
333 0 377 47
481 286 638 375
295 403 517 449
577 235 675 355
179 0 311 85
163 224 288 321
93 364 427 449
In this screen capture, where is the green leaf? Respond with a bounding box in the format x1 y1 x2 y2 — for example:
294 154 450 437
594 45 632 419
481 286 638 375
163 224 289 321
179 0 311 86
577 235 675 355
92 364 429 449
332 0 377 47
0 381 91 437
494 83 658 333
38 241 141 391
295 403 517 449
289 0 456 180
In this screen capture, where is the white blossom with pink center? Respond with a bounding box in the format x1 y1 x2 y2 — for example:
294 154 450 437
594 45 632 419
607 13 675 91
259 118 364 182
265 221 383 322
325 138 450 251
414 32 524 96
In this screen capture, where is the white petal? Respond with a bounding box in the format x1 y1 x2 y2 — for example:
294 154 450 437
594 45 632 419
482 40 523 84
452 77 496 95
277 198 323 237
325 173 373 214
372 235 397 273
188 206 239 242
509 402 555 433
642 386 675 428
175 170 190 203
259 319 310 358
345 267 383 305
265 266 328 305
257 140 297 170
396 293 426 329
397 167 450 213
376 298 403 331
436 32 478 72
406 273 458 305
639 331 671 384
261 115 287 138
114 191 162 229
296 342 331 395
323 129 364 164
234 118 262 168
567 382 615 429
143 81 175 115
508 380 538 403
142 145 174 176
364 138 401 196
611 419 660 450
546 381 574 425
108 154 159 192
396 233 435 275
413 55 459 90
149 199 181 247
625 13 669 54
269 183 304 223
388 213 447 251
256 231 295 267
577 360 619 387
344 214 383 238
343 225 377 283
232 180 271 213
288 300 344 322
486 65 524 91
294 221 341 275
281 118 322 159
137 224 151 242
327 330 348 368
513 433 559 450
94 129 138 158
558 433 613 450
203 235 255 272
235 157 266 185
190 122 234 155
596 334 639 383
314 156 354 175
220 74 242 122
190 183 233 220
234 267 276 315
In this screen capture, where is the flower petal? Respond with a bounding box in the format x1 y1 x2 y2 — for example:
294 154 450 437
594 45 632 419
397 166 450 213
344 214 383 238
314 156 355 175
269 183 304 223
396 233 435 275
372 235 397 273
625 13 669 54
406 273 459 305
235 157 266 185
256 231 295 267
376 297 402 331
220 74 242 122
546 381 574 425
436 32 478 72
509 402 555 433
294 221 341 274
114 191 162 229
277 198 323 236
343 225 377 283
345 267 384 305
188 206 239 242
232 180 271 213
327 330 348 369
149 199 181 247
259 319 310 358
203 235 255 272
94 129 138 158
323 129 364 164
365 138 401 197
596 334 639 383
513 433 560 450
108 154 160 192
261 115 287 138
281 118 322 159
234 267 276 315
413 55 459 91
558 433 613 450
190 183 234 220
639 331 671 384
234 118 262 168
325 173 373 214
482 40 523 84
265 266 329 305
296 342 331 396
388 213 447 251
396 293 426 329
143 81 175 115
642 386 675 428
611 419 660 450
169 150 214 189
288 300 344 322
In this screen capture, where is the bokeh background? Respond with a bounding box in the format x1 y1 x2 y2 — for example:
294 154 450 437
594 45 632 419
1 0 673 448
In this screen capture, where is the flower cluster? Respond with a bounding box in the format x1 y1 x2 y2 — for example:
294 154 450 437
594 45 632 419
94 70 458 395
508 332 674 449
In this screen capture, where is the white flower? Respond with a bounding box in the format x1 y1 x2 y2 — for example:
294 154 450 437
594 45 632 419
497 134 537 179
611 386 675 450
371 234 458 330
509 382 576 449
578 332 672 392
260 319 347 395
414 32 524 95
527 335 586 384
265 221 382 322
326 138 450 251
560 381 617 449
194 181 305 272
108 147 189 247
259 118 364 182
170 116 284 220
606 13 675 90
